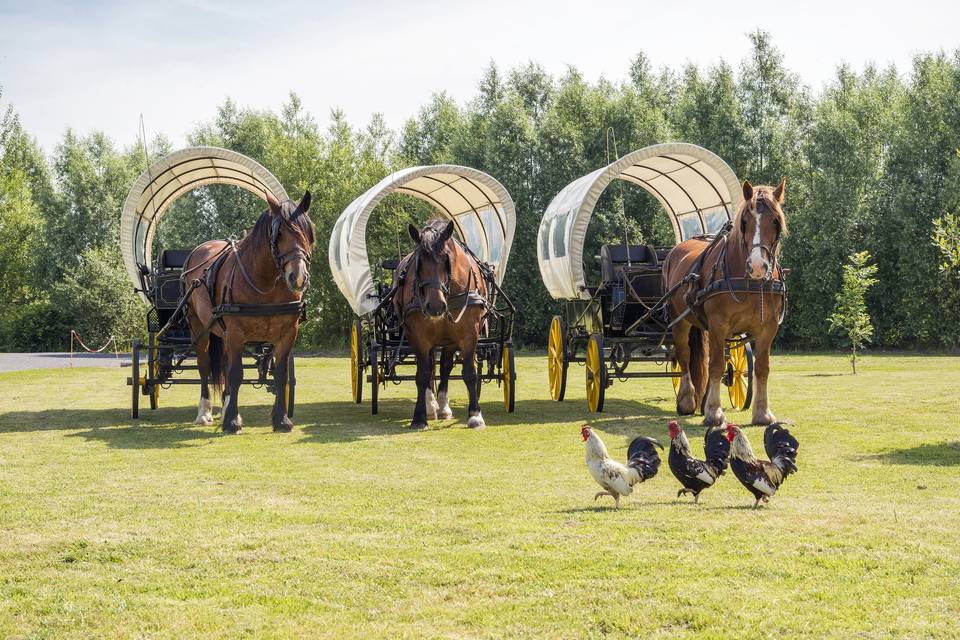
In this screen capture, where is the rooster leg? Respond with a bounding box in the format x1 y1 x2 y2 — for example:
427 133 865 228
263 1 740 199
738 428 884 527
614 494 621 510
594 491 613 501
753 497 762 510
677 488 687 499
693 492 700 505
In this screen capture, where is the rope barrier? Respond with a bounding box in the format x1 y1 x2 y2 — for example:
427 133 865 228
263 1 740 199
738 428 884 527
69 330 120 367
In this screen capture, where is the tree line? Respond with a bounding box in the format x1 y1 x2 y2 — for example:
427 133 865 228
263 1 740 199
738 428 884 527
1 31 959 352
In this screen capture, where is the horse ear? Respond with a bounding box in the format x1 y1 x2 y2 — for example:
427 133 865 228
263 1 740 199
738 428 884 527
408 224 420 244
742 180 754 202
439 220 455 244
773 177 786 203
266 192 282 216
298 190 312 213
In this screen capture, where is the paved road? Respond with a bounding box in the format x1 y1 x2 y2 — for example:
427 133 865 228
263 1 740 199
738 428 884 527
0 352 133 372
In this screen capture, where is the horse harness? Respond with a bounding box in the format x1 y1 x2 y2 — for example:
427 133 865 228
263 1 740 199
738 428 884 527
676 216 788 330
164 222 311 349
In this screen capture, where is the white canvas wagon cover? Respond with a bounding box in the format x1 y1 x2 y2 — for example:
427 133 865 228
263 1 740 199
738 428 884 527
120 146 289 301
537 142 741 300
329 165 516 316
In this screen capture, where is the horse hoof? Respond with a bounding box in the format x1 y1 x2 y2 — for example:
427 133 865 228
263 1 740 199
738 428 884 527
676 396 697 415
223 424 242 435
194 415 213 426
438 407 453 419
751 412 777 426
702 412 724 427
467 414 486 430
409 421 428 430
273 419 294 433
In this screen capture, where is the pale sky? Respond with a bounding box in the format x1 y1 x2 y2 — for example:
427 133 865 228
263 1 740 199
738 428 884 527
2 0 958 153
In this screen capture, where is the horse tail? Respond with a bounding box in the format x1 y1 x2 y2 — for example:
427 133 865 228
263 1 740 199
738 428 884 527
688 327 709 413
208 333 225 397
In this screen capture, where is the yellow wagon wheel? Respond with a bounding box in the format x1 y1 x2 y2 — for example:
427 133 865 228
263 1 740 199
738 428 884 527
725 342 754 411
585 334 606 413
547 315 568 401
351 319 363 404
502 342 516 413
669 359 682 397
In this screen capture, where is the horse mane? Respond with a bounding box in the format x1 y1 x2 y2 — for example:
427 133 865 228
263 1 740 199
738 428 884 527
243 199 316 257
731 185 788 243
416 218 455 259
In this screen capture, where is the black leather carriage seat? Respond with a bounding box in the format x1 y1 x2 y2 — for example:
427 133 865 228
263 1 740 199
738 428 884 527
160 249 192 272
600 244 664 301
599 245 658 283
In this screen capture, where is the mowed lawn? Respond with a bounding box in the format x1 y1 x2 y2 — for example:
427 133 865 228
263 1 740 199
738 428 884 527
0 353 958 639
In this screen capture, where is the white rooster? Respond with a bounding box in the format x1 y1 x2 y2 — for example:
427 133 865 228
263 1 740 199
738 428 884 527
581 425 663 509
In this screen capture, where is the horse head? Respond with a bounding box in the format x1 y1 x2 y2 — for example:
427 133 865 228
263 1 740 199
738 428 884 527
738 178 787 280
265 191 315 293
408 219 455 318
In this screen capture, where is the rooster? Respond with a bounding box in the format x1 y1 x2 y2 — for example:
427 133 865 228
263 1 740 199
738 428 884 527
581 425 662 509
667 420 730 503
727 423 799 509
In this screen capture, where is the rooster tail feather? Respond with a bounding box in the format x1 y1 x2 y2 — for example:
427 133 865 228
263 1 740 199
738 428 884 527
627 436 663 480
704 426 731 474
764 422 799 475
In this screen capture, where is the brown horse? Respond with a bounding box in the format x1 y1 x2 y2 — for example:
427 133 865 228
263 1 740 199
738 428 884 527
182 191 315 433
395 219 488 429
662 179 787 427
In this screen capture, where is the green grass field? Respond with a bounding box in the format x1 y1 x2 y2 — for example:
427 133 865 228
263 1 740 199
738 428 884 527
1 353 958 639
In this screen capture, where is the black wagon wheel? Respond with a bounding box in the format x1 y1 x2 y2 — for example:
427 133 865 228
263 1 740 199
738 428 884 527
585 333 606 413
286 352 296 418
502 341 516 413
351 319 363 404
130 340 141 419
724 341 754 411
148 333 160 411
547 315 568 401
369 346 379 415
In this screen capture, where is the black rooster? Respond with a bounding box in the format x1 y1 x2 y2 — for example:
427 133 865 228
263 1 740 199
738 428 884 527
667 420 730 503
727 423 799 509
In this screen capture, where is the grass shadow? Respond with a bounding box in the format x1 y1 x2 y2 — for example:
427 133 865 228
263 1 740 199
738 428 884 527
863 441 960 466
0 407 137 432
0 394 681 448
66 424 222 449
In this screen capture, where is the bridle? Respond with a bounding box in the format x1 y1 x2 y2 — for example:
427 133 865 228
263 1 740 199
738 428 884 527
230 214 313 297
270 216 313 277
412 247 451 316
740 195 783 282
